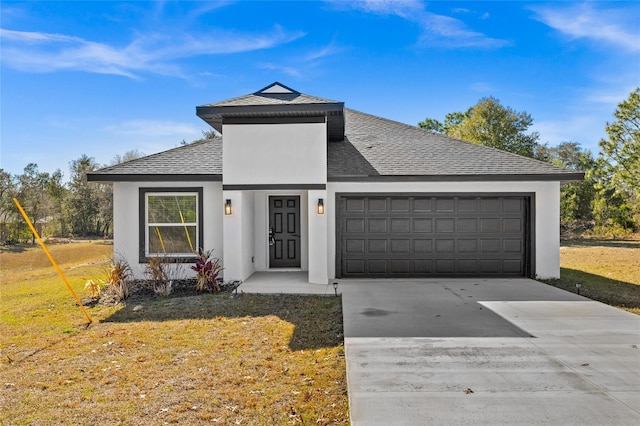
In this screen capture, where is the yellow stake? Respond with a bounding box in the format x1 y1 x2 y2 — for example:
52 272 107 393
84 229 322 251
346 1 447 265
13 198 93 324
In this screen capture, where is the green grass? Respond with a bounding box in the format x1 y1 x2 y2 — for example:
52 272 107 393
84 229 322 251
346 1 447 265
541 238 640 315
0 243 349 425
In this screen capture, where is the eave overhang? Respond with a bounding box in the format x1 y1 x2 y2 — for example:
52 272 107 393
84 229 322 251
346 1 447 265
87 174 223 183
196 102 345 141
327 172 585 182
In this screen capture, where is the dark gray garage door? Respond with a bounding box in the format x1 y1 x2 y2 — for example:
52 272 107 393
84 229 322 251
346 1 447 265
337 195 529 278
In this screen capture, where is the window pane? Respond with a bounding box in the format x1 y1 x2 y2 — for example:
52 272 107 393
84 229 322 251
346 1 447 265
148 195 197 224
148 226 196 255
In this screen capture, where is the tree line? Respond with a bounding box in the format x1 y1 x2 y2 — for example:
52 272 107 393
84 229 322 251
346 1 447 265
1 90 638 243
419 88 639 237
0 151 141 243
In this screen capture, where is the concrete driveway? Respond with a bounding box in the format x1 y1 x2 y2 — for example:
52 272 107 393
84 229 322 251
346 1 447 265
339 278 640 425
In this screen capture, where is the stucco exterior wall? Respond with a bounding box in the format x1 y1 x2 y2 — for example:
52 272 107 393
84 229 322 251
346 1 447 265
326 181 561 280
113 181 223 280
222 123 327 185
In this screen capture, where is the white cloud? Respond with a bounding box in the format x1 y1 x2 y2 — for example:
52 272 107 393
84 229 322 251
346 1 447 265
346 0 509 48
105 120 201 137
530 3 640 52
532 115 606 153
0 25 305 78
257 62 302 78
304 41 344 62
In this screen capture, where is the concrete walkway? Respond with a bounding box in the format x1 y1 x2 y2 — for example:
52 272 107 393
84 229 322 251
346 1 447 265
340 279 640 425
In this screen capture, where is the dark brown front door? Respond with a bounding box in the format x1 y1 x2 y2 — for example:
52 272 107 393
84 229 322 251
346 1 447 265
269 196 301 268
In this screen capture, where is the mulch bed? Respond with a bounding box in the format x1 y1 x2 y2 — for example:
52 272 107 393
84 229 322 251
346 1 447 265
84 279 242 306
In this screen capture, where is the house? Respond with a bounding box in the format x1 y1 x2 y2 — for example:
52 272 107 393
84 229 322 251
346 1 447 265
88 82 583 285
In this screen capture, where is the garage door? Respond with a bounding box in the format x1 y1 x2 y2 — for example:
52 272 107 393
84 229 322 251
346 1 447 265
337 195 529 278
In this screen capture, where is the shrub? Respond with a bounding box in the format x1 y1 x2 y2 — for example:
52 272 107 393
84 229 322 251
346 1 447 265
191 249 223 292
144 256 171 296
107 259 131 301
84 279 105 298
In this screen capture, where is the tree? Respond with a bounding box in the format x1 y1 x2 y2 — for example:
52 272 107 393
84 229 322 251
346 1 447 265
543 142 597 229
111 149 144 165
0 169 18 241
419 97 540 157
65 155 101 236
16 164 56 243
599 88 640 193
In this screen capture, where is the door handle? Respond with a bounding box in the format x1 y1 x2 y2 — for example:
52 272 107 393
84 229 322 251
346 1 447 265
269 227 275 246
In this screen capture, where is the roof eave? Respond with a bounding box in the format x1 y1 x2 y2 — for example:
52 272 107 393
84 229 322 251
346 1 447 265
328 173 585 182
87 173 223 183
196 102 344 133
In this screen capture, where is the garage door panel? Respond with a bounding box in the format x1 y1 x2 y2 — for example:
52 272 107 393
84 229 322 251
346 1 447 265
413 218 432 232
503 259 524 273
368 219 388 233
503 218 523 233
457 218 478 233
503 239 523 253
368 260 387 274
390 239 410 253
458 239 478 252
338 195 528 278
458 198 479 212
435 218 456 233
481 239 500 252
435 239 455 253
346 198 365 213
435 259 455 273
345 239 365 253
435 198 455 212
413 259 432 273
368 198 388 212
346 218 365 233
480 198 501 211
414 239 432 253
391 260 410 274
479 259 500 273
368 239 387 253
414 198 433 212
345 259 365 274
458 259 478 273
391 198 410 212
503 198 523 211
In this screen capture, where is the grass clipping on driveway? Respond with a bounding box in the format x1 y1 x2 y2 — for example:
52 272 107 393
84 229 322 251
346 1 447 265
0 244 348 425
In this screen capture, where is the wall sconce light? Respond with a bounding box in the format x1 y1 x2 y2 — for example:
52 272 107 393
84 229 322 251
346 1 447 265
225 199 232 215
317 198 325 215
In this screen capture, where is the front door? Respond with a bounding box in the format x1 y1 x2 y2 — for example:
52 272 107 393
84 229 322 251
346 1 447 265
269 196 301 268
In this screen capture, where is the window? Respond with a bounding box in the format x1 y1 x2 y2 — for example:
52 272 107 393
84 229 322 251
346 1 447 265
139 188 203 262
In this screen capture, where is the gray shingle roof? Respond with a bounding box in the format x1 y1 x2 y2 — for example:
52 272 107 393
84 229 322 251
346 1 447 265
88 138 222 181
201 92 340 108
89 89 583 182
328 109 582 180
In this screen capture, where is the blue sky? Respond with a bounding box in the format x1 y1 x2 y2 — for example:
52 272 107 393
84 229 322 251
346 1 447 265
1 1 639 178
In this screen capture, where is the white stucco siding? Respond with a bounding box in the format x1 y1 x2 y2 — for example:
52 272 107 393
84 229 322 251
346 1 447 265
113 181 223 280
326 181 561 280
222 123 327 185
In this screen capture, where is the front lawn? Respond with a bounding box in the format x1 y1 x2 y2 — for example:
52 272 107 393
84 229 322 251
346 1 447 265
0 242 349 425
541 239 640 315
